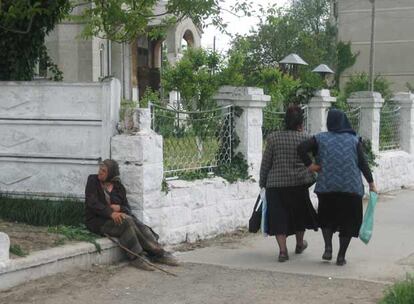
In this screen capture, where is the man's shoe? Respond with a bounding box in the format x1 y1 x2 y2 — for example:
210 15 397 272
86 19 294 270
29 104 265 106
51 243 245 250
151 252 180 266
295 240 308 254
130 257 155 271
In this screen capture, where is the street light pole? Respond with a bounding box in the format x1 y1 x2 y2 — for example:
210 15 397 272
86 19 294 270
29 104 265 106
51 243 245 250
368 0 376 92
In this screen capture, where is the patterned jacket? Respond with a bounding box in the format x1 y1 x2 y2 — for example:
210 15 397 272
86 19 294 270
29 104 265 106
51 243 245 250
259 131 315 188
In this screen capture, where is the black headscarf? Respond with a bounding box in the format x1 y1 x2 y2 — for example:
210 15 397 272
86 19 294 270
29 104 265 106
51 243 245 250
327 109 356 135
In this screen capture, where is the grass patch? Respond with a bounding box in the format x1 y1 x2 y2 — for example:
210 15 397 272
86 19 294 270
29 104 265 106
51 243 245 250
9 244 28 257
380 275 414 304
0 196 84 227
48 225 101 252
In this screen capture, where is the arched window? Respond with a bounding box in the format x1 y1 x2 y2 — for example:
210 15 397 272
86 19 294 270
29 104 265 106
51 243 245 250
181 30 195 51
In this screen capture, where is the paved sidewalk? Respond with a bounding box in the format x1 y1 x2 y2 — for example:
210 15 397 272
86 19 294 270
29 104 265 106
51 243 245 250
180 189 414 283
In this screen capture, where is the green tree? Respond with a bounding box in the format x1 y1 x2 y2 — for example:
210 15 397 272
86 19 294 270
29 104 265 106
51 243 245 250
0 0 71 80
0 0 251 81
162 48 221 111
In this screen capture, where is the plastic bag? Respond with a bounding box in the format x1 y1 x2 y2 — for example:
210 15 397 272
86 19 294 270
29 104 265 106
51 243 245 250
359 191 378 244
260 188 268 237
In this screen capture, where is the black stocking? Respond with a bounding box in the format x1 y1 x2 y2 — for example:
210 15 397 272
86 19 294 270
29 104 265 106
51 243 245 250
338 236 351 259
322 228 333 251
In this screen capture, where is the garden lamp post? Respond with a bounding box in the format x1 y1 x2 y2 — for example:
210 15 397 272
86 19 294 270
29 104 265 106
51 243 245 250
279 53 308 78
312 64 334 87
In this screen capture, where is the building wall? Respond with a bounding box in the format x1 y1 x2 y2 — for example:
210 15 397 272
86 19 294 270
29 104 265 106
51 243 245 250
337 0 414 90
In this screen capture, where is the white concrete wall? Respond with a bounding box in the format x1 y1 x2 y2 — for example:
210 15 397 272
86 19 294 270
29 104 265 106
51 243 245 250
373 151 414 193
0 80 121 198
143 178 258 245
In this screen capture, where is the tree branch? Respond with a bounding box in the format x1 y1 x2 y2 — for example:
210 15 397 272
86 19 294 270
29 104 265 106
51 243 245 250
0 14 34 34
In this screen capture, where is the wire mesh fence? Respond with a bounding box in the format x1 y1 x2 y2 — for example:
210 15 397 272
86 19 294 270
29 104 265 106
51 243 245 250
262 105 308 138
150 103 234 178
379 105 401 151
344 106 361 134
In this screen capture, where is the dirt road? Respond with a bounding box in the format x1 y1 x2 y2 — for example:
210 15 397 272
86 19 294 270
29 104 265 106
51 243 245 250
0 262 385 304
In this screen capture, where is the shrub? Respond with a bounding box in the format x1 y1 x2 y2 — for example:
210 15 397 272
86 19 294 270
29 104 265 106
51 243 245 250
0 196 84 227
380 275 414 304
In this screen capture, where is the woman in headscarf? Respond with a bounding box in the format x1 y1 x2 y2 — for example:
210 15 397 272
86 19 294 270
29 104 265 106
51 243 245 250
298 109 377 266
85 159 178 271
259 105 318 263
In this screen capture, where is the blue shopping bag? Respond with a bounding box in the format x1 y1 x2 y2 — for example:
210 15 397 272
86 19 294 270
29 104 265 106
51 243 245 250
260 188 268 236
359 191 378 244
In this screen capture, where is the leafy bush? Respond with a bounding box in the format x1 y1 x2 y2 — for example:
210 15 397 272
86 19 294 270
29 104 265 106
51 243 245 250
0 196 84 227
380 275 414 304
342 73 393 102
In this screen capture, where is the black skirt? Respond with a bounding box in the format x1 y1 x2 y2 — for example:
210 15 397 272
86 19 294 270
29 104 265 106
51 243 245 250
266 186 318 236
317 192 363 238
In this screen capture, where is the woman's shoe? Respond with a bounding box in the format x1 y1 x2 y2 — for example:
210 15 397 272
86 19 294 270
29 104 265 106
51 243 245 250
336 256 347 266
322 248 333 261
278 252 289 262
130 257 155 271
150 252 180 266
295 240 308 254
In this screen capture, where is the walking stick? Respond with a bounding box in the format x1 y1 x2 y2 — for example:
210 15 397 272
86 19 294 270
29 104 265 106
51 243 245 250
104 234 178 277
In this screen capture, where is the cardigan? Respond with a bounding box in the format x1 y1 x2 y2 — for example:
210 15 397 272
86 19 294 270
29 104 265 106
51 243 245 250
259 130 316 188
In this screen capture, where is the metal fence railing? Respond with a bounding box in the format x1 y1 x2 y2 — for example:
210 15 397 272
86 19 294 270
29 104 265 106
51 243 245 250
262 105 308 138
150 103 234 178
379 106 401 151
345 106 361 134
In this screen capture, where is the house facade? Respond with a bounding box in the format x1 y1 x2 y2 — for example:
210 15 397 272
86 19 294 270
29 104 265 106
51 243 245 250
335 0 414 91
45 2 202 100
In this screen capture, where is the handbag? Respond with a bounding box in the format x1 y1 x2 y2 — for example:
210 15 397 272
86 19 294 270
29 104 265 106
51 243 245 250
359 191 378 244
248 195 262 233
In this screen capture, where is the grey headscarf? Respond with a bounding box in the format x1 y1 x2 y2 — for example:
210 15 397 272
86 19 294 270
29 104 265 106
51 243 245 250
101 159 121 183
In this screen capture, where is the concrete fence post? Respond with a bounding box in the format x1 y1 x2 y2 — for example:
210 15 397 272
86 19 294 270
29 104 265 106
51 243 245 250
393 92 414 154
307 89 336 134
213 86 270 181
348 91 384 153
0 232 10 264
111 108 163 220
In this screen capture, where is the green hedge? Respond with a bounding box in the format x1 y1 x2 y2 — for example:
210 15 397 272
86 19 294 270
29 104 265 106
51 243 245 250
380 276 414 304
0 196 84 227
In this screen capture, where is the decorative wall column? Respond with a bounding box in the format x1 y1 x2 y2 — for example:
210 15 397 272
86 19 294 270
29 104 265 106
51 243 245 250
111 108 163 220
307 89 336 134
348 91 384 153
213 86 270 181
393 92 414 154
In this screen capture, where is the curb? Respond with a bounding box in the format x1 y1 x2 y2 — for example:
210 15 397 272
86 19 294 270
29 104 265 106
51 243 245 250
0 238 123 291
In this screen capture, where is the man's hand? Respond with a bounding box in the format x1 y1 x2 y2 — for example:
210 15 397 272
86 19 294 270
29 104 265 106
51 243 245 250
110 204 121 212
369 182 378 194
111 212 125 225
308 163 321 173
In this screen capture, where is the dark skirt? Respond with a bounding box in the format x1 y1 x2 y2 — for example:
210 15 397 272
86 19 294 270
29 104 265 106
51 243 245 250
317 192 363 238
266 186 318 236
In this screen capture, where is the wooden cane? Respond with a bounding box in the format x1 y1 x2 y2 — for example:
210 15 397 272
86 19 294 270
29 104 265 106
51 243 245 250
104 234 178 277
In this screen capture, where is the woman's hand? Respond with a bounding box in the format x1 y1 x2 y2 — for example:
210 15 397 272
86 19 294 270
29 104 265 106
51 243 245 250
369 182 378 194
111 212 125 225
308 163 321 173
110 204 121 212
